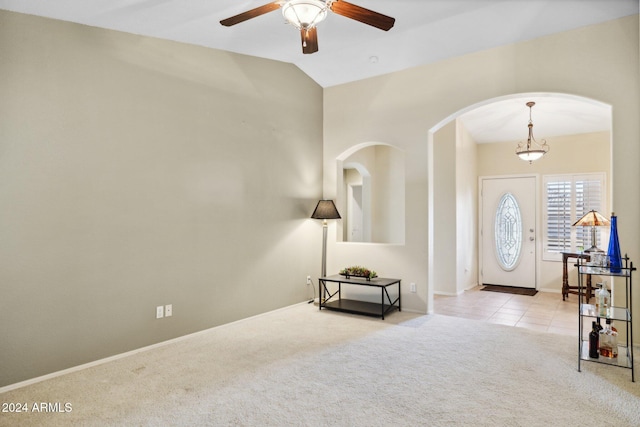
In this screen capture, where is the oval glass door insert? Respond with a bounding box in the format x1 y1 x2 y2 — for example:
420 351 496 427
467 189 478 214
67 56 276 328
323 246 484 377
494 192 523 271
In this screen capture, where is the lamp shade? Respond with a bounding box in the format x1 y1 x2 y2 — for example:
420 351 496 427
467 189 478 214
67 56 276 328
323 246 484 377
572 210 610 227
311 200 341 220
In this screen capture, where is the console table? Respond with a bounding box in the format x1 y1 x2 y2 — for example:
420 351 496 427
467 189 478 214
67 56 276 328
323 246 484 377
319 275 401 319
561 252 592 302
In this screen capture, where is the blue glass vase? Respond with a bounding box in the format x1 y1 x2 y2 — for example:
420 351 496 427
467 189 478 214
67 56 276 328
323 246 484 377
607 213 622 273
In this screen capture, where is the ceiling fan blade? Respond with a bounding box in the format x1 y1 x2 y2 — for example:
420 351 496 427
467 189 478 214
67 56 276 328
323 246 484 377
301 27 319 54
220 2 281 27
330 0 395 31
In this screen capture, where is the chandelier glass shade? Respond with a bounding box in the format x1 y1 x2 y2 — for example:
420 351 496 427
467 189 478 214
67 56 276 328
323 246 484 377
282 0 329 29
515 101 550 163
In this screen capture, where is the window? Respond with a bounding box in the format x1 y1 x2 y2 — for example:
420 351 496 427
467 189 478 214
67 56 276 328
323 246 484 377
543 173 606 260
495 193 522 270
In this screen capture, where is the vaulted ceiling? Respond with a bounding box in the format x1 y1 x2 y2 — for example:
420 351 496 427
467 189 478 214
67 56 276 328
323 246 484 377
1 0 636 140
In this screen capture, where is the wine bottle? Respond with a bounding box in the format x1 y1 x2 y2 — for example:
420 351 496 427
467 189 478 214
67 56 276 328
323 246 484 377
589 321 600 358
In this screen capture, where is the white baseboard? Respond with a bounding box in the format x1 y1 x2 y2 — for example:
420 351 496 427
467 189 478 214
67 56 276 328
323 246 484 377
433 291 460 296
537 288 561 294
433 283 477 296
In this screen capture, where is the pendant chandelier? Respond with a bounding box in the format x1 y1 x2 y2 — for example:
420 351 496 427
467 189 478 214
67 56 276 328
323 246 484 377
515 101 549 163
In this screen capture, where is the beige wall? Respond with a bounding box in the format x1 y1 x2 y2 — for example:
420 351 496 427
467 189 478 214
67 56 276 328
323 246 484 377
477 131 611 177
431 118 478 297
324 16 639 329
0 11 323 387
455 120 478 294
432 120 457 296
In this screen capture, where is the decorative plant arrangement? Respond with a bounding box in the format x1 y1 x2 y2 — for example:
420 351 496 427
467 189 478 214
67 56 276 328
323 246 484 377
339 266 378 280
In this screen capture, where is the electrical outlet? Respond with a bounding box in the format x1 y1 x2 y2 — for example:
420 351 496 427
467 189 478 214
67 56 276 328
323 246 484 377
165 304 173 317
306 275 312 285
156 306 164 319
410 283 417 293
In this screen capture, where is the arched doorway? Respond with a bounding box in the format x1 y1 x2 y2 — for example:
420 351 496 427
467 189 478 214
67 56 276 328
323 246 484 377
427 93 612 313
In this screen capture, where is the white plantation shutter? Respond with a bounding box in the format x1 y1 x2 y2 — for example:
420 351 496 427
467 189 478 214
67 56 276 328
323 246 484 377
543 173 606 261
546 179 572 253
575 177 604 248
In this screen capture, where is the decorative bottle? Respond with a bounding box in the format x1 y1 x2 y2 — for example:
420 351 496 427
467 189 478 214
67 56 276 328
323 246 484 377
610 321 618 358
595 282 610 317
607 212 622 273
597 282 610 317
588 321 600 358
599 319 618 358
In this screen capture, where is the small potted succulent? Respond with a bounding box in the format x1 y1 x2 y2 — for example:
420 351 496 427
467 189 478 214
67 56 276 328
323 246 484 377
339 266 378 281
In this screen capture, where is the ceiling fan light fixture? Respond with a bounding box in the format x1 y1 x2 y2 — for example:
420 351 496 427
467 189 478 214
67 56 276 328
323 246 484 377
282 0 329 30
515 101 550 164
220 0 394 54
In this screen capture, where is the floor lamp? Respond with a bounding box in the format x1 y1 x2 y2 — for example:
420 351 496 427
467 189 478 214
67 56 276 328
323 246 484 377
573 209 610 253
311 200 341 278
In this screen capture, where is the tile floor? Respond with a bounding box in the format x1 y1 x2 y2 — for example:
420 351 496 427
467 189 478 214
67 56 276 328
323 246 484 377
434 286 579 336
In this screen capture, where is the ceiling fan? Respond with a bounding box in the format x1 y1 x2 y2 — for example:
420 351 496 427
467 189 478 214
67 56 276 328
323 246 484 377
220 0 395 54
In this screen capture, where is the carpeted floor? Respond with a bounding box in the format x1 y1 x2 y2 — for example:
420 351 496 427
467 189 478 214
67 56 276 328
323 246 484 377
481 284 538 296
1 303 638 426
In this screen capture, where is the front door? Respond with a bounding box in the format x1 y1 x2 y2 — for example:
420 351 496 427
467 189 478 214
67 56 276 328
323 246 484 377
481 176 536 289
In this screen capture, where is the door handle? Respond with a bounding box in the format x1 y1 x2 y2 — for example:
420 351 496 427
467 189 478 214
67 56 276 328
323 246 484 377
529 237 535 241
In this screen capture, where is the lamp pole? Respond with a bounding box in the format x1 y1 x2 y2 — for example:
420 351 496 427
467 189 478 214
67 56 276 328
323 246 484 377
321 219 328 278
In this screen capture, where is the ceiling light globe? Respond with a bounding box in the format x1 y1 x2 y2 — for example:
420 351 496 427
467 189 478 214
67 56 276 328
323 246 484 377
517 150 545 163
282 0 328 29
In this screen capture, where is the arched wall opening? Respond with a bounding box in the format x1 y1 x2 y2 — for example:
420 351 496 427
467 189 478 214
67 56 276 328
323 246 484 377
426 92 613 310
336 142 405 245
